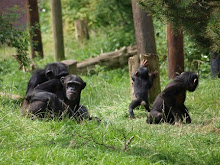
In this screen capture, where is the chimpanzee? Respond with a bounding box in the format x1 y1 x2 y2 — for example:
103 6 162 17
21 75 89 121
129 60 158 119
146 72 199 124
25 62 69 99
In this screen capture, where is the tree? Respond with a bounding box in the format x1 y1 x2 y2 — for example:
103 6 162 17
50 0 65 61
167 25 184 79
26 0 44 58
137 0 220 78
74 19 89 42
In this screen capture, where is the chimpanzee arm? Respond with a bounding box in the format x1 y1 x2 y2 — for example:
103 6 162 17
34 79 63 93
182 104 191 123
128 99 142 118
26 69 47 95
131 75 136 82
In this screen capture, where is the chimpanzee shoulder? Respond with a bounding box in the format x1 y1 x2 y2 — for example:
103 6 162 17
25 62 69 97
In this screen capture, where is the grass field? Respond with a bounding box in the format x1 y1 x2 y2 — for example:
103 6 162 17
0 44 219 164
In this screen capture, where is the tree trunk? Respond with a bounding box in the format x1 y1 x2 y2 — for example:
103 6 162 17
167 25 184 79
75 19 89 42
61 59 77 74
128 55 140 100
131 0 157 55
50 0 65 61
26 0 44 58
130 0 160 103
210 52 220 78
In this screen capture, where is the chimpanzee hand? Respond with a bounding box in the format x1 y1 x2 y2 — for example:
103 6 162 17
153 70 158 76
140 59 148 67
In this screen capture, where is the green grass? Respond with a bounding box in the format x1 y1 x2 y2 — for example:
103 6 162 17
0 52 219 164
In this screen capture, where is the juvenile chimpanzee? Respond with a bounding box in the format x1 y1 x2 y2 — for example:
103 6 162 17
25 62 69 98
146 72 199 124
129 60 158 119
21 75 89 121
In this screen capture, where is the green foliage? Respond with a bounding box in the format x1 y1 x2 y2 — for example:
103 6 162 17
38 0 135 61
138 0 220 53
0 7 30 69
0 58 219 164
206 7 220 53
62 26 135 62
61 0 133 28
62 0 135 50
38 0 51 33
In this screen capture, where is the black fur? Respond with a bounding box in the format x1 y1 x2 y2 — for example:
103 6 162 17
128 60 157 119
21 75 89 121
147 72 199 124
25 62 69 98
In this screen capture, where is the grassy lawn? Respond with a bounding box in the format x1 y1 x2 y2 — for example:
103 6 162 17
0 49 219 165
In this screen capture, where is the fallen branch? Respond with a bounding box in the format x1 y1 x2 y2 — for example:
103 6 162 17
123 136 134 152
77 45 137 73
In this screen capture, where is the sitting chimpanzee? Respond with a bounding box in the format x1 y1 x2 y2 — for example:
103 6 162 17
146 72 199 124
25 62 69 99
21 75 90 121
129 60 158 119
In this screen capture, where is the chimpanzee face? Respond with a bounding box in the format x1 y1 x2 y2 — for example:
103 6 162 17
45 62 69 80
181 72 199 92
61 75 86 101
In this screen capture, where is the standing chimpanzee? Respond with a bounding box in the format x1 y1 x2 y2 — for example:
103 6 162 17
21 75 89 121
129 60 158 119
25 62 69 99
146 72 199 124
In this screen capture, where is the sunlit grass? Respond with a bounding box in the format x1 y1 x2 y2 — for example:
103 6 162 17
0 51 219 164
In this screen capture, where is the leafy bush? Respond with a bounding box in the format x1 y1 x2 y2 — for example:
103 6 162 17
0 7 30 70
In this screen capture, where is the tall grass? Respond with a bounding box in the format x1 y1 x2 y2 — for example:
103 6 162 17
0 51 219 164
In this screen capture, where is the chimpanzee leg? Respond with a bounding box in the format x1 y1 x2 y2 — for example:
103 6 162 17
71 105 101 123
128 99 142 118
142 99 150 112
28 101 48 118
171 105 191 124
181 105 191 123
146 110 163 124
29 91 66 117
76 105 90 120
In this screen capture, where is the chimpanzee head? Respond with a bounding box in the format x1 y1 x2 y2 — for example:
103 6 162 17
180 72 199 92
61 75 86 101
135 67 149 80
45 62 69 80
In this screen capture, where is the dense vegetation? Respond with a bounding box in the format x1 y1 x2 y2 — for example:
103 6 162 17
0 1 219 164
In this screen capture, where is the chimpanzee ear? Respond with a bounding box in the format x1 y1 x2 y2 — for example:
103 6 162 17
81 81 86 89
60 77 65 84
45 70 53 79
135 71 139 77
193 78 198 84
